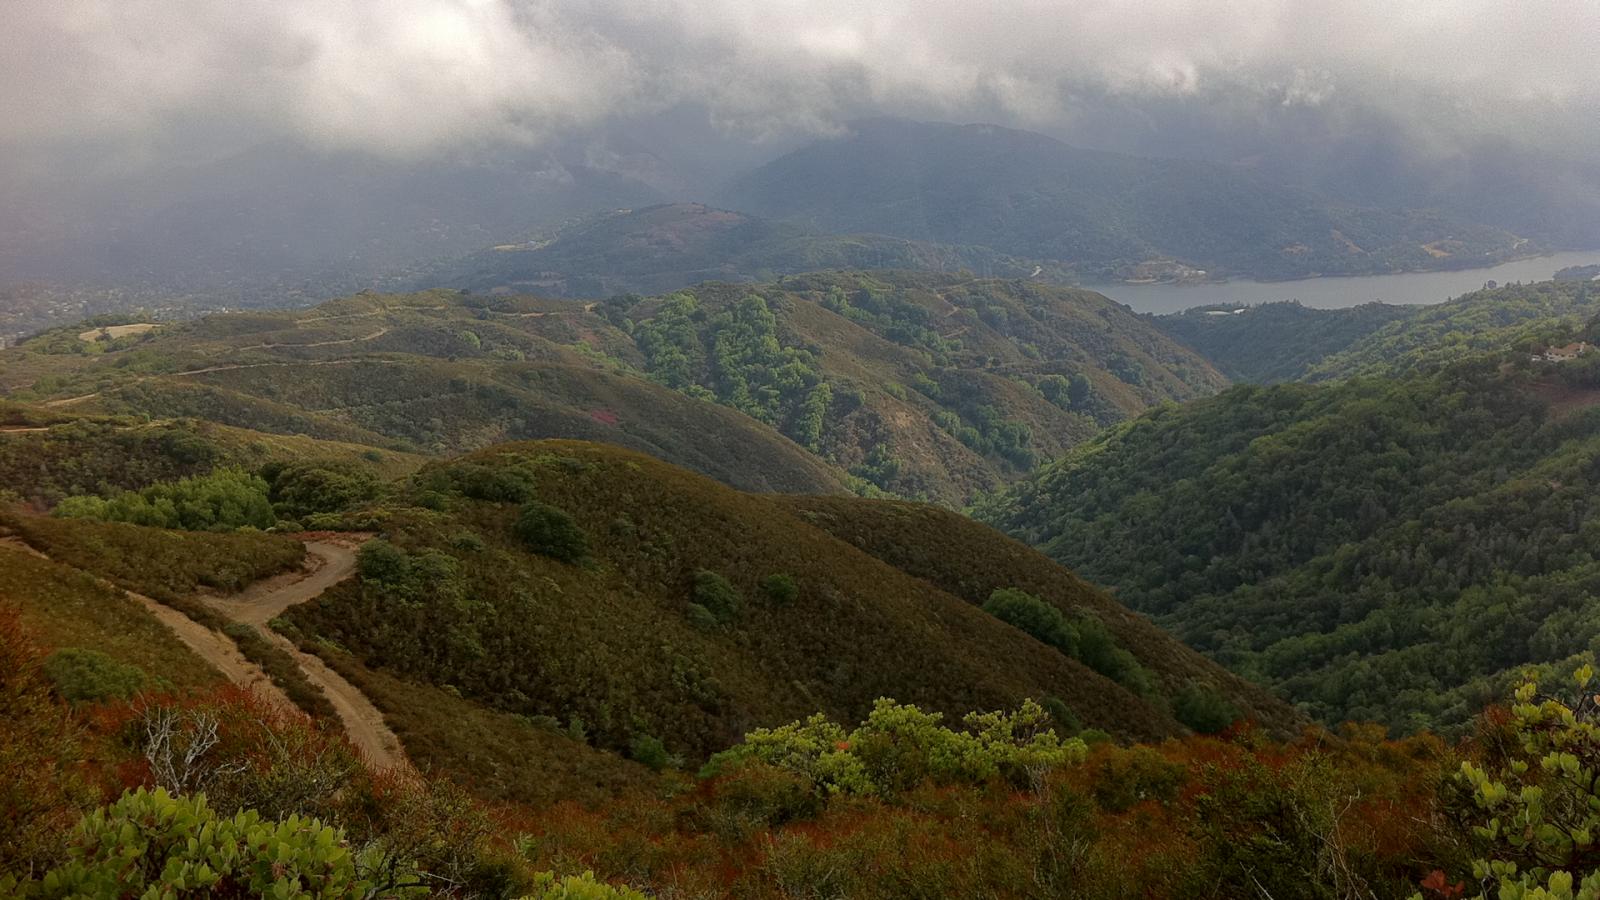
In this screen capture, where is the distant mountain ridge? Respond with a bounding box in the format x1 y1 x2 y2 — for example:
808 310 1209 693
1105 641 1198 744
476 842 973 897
420 202 1069 297
724 117 1532 281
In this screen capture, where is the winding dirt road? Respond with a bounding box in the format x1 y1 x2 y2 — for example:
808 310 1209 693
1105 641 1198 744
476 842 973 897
0 537 290 707
6 532 407 771
202 538 409 771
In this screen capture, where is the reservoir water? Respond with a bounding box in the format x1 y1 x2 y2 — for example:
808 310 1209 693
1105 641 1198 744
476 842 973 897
1090 250 1600 315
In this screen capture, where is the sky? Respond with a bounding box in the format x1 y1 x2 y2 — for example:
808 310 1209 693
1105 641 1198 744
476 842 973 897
6 0 1599 167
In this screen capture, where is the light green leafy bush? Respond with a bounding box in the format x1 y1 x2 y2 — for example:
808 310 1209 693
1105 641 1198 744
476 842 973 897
707 698 1085 798
21 788 390 899
523 871 652 899
53 468 274 532
1431 665 1600 900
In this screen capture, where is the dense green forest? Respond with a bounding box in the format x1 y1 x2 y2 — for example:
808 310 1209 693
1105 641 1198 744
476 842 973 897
1153 280 1600 386
981 349 1600 730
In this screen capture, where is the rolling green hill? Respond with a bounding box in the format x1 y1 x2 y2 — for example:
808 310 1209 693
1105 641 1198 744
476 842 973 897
979 350 1600 731
0 402 426 507
422 202 1070 297
278 440 1298 765
1154 280 1600 387
724 118 1530 281
0 274 1224 503
1306 278 1600 380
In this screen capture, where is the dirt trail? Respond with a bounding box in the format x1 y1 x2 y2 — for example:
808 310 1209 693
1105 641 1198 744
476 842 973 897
4 532 407 771
236 327 390 352
42 393 100 408
0 538 292 707
203 536 408 771
209 539 360 627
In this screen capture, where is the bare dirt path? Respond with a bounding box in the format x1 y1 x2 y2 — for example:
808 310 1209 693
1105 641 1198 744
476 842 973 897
0 538 292 707
203 536 408 771
5 531 407 771
42 393 100 408
133 591 293 706
208 539 360 627
236 327 390 352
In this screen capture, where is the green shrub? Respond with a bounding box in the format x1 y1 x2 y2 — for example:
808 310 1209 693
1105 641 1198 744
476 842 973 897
629 734 677 771
708 698 1085 798
982 588 1157 697
53 468 274 532
1173 685 1239 735
452 531 486 552
983 588 1077 657
449 463 537 503
692 570 741 624
1040 696 1082 734
524 871 652 899
262 460 383 519
357 539 411 585
41 648 146 703
515 502 589 563
1076 617 1157 696
684 603 720 631
21 788 384 898
760 574 799 605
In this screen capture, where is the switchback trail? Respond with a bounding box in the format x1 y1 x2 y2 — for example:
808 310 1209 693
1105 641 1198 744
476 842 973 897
203 536 409 771
3 531 408 771
0 537 292 709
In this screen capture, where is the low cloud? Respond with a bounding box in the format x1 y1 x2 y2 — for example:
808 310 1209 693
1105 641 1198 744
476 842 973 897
4 0 1598 162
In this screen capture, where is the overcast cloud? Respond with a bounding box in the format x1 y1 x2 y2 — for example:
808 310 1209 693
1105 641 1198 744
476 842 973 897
5 0 1599 162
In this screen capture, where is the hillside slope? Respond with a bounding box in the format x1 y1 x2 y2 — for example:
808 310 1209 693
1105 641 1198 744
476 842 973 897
724 118 1529 281
0 402 426 507
1154 302 1415 383
1 276 1224 503
980 353 1600 731
280 441 1298 763
1307 278 1600 380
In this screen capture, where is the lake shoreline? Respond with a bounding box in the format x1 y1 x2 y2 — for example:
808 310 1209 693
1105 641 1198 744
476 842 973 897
1086 250 1600 316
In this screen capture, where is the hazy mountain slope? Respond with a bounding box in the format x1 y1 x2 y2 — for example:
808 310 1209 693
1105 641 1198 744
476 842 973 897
979 352 1600 731
422 202 1069 297
587 272 1225 501
278 441 1298 763
1154 302 1416 383
724 118 1529 281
